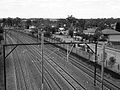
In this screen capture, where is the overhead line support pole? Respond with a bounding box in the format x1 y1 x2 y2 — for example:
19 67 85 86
67 44 74 62
3 45 6 90
38 28 39 42
5 45 18 59
41 32 44 90
94 41 98 86
101 42 105 90
5 29 6 44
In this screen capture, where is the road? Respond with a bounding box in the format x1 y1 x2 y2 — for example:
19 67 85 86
5 30 120 90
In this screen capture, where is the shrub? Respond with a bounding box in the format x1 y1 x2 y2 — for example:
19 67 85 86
0 27 3 33
0 35 4 42
44 31 52 37
108 56 116 68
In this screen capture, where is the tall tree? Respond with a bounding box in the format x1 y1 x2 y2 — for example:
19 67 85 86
115 22 120 32
97 21 106 30
66 15 76 28
25 19 32 29
6 17 14 26
14 17 21 27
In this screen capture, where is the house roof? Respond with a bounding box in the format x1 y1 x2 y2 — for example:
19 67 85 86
83 29 96 34
59 28 65 30
102 29 120 35
29 26 36 29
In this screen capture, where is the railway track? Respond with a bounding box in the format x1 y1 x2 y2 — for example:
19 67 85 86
13 32 87 90
45 44 120 90
19 31 120 90
9 31 100 89
44 42 120 90
12 31 77 90
7 32 87 89
6 35 52 90
7 36 30 90
7 31 120 90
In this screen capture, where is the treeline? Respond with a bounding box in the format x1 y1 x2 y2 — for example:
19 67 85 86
0 16 120 32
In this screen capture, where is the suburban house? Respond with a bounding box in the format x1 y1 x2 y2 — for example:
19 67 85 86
102 29 120 42
29 26 36 29
102 29 120 48
83 27 97 35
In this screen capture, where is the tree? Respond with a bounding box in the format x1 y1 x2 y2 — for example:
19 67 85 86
66 15 76 28
108 57 116 68
97 21 106 30
115 22 120 32
50 27 56 34
88 28 102 43
2 18 7 27
68 29 73 37
14 17 21 27
0 26 3 33
6 17 14 26
25 19 32 29
84 20 91 29
0 35 4 42
79 19 86 29
44 31 52 37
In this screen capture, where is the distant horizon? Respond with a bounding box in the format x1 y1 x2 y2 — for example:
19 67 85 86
0 16 120 19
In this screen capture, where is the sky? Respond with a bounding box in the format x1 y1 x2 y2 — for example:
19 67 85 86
0 0 120 19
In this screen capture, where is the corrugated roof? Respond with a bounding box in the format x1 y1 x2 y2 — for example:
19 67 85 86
102 29 120 35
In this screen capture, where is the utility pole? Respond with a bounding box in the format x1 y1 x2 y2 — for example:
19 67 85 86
3 46 6 90
67 44 74 62
41 30 44 90
94 41 98 86
5 29 6 44
67 45 69 62
37 28 39 43
101 42 105 90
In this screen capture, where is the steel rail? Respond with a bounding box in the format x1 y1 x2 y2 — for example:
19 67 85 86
7 34 53 90
10 33 70 90
14 33 86 90
46 42 120 90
